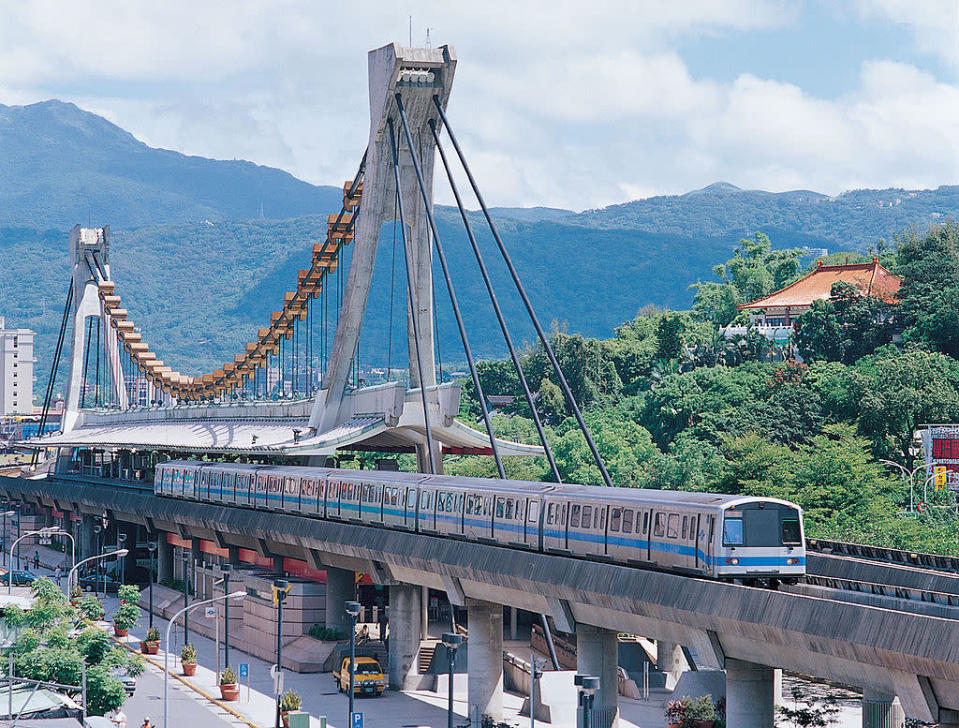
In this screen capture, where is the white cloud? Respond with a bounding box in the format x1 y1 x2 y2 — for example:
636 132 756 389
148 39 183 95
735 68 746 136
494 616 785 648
0 1 956 211
856 0 959 72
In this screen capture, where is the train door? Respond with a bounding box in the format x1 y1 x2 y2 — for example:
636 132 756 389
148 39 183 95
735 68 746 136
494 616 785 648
404 487 417 530
524 499 539 548
254 474 269 509
420 489 436 533
327 480 340 519
679 514 697 571
300 479 317 515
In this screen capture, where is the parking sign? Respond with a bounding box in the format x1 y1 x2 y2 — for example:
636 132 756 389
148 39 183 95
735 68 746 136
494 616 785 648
238 663 249 678
351 713 363 728
204 606 216 619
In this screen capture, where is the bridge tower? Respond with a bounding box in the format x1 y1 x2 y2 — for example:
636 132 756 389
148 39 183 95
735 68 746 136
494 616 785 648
310 42 456 474
62 225 128 432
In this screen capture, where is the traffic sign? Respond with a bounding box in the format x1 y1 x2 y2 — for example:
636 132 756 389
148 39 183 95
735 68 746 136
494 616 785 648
204 606 216 619
238 663 249 678
351 713 363 728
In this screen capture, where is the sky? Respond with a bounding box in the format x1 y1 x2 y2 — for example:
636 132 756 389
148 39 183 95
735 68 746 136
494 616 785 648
0 0 957 211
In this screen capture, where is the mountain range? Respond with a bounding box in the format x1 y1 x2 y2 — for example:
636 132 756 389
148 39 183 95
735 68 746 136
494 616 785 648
0 100 956 396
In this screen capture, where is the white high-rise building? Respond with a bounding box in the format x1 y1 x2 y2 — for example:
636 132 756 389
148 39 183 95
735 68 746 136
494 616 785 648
0 317 35 415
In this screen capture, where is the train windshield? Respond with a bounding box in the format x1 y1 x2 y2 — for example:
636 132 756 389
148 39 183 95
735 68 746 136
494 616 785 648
724 504 803 547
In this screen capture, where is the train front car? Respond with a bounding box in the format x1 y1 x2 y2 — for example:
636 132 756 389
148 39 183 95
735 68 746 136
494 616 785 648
715 497 805 584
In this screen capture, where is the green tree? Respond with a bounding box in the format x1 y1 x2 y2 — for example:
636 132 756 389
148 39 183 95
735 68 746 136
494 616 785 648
793 282 899 364
895 222 959 357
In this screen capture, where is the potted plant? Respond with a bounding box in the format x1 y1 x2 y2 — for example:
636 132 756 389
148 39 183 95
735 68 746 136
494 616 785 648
118 584 140 605
112 602 140 637
77 595 105 622
665 699 685 728
181 644 198 676
219 666 239 701
279 688 301 727
680 695 716 728
70 585 82 606
140 626 161 654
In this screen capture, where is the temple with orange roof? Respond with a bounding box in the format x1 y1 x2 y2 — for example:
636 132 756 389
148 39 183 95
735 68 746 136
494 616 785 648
737 257 902 329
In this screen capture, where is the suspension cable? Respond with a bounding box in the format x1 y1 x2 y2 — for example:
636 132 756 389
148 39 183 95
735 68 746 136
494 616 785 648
387 198 397 382
432 96 613 487
395 95 505 478
387 117 436 473
429 119 561 482
81 316 93 408
32 281 74 462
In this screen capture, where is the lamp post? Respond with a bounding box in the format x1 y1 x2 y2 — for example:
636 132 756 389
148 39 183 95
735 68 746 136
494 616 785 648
164 592 245 728
273 579 289 728
182 551 191 646
575 675 599 728
880 460 925 514
12 503 21 570
117 532 127 585
66 549 128 597
221 563 233 671
147 542 157 629
345 600 361 725
441 632 463 728
530 652 542 728
8 529 72 594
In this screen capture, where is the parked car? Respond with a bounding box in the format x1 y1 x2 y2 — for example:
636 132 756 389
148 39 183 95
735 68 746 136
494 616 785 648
333 656 385 696
0 570 37 586
109 666 137 695
78 573 120 593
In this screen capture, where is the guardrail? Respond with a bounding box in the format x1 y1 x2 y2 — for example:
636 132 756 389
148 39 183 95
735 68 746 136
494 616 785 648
804 574 959 607
806 538 959 574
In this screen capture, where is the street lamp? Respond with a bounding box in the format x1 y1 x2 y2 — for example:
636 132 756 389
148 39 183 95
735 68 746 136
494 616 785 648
147 542 157 630
182 551 191 645
92 524 103 596
164 591 245 728
529 652 543 728
117 532 127 584
441 632 463 728
66 549 129 597
8 528 72 594
880 460 925 514
575 675 599 728
273 579 289 728
220 564 233 671
345 600 361 724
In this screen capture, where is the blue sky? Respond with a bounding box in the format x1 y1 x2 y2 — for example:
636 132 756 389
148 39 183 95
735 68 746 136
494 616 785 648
0 0 956 210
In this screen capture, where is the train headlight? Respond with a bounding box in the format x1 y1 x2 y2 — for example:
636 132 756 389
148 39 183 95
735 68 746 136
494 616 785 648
786 558 799 565
725 558 739 566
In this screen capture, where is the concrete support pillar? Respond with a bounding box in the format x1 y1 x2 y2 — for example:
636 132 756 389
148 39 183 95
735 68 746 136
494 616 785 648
156 535 173 583
862 690 905 728
509 606 518 641
577 624 619 728
726 659 780 728
657 640 685 690
420 585 429 636
325 567 354 634
227 545 241 567
467 599 503 725
79 515 96 562
388 584 423 690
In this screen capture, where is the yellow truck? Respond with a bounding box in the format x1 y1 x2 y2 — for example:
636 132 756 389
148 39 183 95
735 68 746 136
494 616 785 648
334 656 386 696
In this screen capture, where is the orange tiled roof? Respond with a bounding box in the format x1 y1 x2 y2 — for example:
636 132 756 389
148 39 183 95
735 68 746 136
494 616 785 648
738 258 901 310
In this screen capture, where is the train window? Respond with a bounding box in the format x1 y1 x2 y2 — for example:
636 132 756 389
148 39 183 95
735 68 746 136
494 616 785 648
622 509 634 534
610 508 622 533
667 514 680 539
782 518 801 545
546 503 556 525
595 507 605 530
560 504 567 525
495 498 504 518
581 506 592 527
653 513 666 537
528 501 538 522
329 482 339 499
723 516 744 545
506 499 515 520
286 477 297 495
570 505 581 528
681 516 688 539
406 489 416 507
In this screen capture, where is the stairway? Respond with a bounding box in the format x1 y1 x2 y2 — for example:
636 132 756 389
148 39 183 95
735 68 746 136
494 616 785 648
418 641 438 673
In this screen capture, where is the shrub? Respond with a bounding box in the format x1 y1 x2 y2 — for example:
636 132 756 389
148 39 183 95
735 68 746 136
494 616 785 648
31 577 65 602
146 627 161 642
70 586 82 600
220 666 237 685
77 628 113 665
113 603 140 630
117 584 140 604
77 596 105 621
280 688 301 711
84 665 128 716
180 644 197 664
308 624 345 641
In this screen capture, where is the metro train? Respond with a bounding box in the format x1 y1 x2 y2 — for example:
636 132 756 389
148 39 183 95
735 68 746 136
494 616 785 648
155 460 806 583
